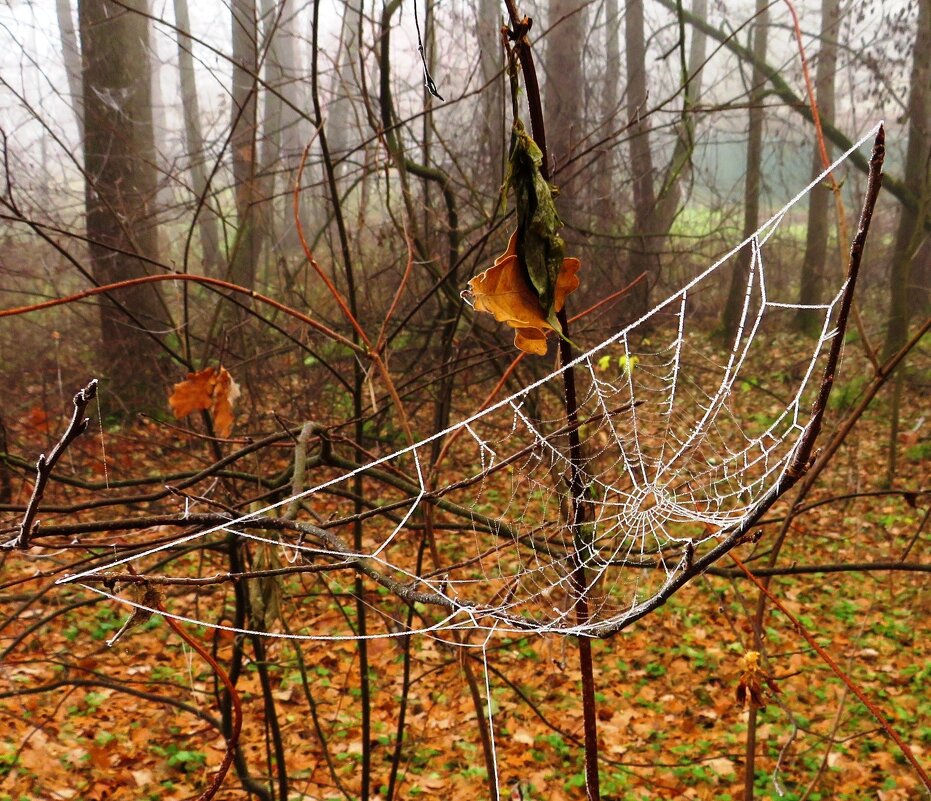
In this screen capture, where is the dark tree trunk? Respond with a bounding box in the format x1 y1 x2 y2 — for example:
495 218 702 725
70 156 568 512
883 0 930 358
795 0 840 335
721 0 769 342
79 0 167 412
229 0 261 290
546 0 584 195
624 0 659 317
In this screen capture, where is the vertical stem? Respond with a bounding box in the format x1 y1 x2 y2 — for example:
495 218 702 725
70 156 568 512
251 633 288 801
886 371 902 486
385 537 427 801
558 309 601 801
501 4 600 797
310 2 369 796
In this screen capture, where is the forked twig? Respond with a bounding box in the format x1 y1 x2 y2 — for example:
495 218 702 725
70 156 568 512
6 379 98 550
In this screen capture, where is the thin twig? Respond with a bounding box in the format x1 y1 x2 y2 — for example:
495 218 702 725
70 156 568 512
6 379 98 550
157 593 243 801
730 551 931 792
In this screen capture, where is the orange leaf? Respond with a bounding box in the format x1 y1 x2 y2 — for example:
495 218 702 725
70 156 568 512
468 232 581 355
168 366 240 437
210 366 240 437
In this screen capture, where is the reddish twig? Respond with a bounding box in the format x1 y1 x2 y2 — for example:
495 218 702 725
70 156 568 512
0 274 361 354
156 594 242 801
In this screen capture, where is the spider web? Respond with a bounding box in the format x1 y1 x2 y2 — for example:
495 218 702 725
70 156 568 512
62 123 880 645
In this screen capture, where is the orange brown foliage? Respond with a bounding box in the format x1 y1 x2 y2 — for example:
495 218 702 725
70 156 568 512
168 366 240 437
468 232 581 355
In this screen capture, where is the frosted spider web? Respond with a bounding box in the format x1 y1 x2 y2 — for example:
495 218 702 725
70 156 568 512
61 123 880 647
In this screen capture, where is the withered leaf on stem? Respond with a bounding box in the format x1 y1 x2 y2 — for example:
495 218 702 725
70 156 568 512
468 232 580 355
168 366 241 437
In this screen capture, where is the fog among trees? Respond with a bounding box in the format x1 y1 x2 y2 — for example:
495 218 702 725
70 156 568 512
0 0 928 799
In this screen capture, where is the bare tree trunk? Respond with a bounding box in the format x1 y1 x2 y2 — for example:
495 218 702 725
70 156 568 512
592 0 620 221
230 0 261 290
882 0 930 358
624 0 658 316
721 0 769 341
273 0 308 253
258 0 289 259
546 0 584 196
795 0 840 335
173 0 222 272
328 0 361 177
478 0 504 188
653 0 708 236
56 0 83 141
79 0 167 411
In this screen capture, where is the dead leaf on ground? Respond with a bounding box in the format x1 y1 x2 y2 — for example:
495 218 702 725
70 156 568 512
168 365 241 437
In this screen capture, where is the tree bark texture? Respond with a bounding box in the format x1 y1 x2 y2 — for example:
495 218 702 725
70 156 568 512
624 0 658 317
56 0 84 141
173 0 222 272
477 0 505 187
79 0 167 411
592 0 620 222
265 0 307 253
883 0 930 358
230 0 261 290
795 0 840 335
327 0 360 165
721 0 769 342
545 0 584 197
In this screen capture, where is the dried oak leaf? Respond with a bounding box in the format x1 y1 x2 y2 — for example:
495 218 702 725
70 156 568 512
168 365 241 437
468 232 581 355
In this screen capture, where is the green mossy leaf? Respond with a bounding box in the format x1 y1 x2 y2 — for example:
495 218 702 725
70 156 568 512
503 121 566 331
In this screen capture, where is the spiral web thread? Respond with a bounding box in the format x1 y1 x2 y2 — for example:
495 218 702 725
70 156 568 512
61 124 879 649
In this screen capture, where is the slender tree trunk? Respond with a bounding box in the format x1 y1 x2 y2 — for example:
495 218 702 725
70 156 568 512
173 0 222 272
328 0 361 178
79 0 167 411
56 0 83 142
882 0 930 359
274 1 308 253
795 0 839 335
478 0 505 188
546 0 584 197
594 0 620 217
882 0 930 485
624 0 658 316
653 0 708 236
230 0 261 290
738 21 772 792
721 0 769 342
325 0 362 253
258 0 285 258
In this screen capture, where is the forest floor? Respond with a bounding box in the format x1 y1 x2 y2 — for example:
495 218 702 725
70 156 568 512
0 336 928 801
